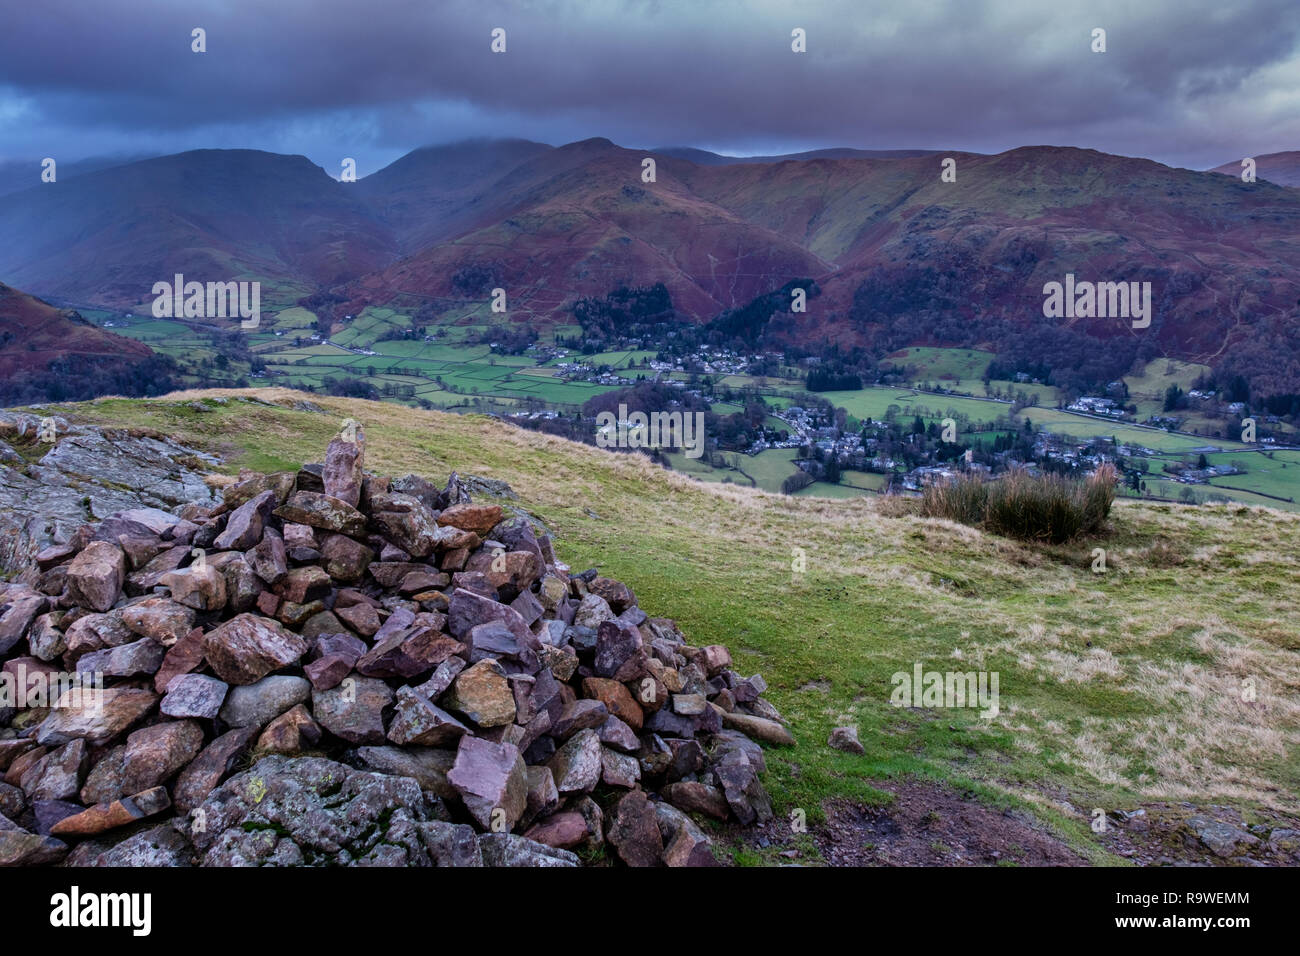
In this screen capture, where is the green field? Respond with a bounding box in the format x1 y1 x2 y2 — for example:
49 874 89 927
884 346 994 383
819 386 1012 427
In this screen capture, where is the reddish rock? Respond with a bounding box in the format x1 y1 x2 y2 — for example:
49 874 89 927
256 703 322 753
202 613 308 685
62 612 133 662
153 627 206 693
581 677 644 732
275 565 332 605
524 811 588 850
36 686 158 746
247 529 288 585
588 576 636 613
446 735 528 831
81 720 204 803
436 503 503 536
661 781 731 820
606 789 664 868
323 433 365 507
370 494 442 558
255 589 281 617
213 489 276 550
319 533 374 584
172 726 259 813
336 602 381 636
51 786 171 837
466 549 543 593
65 542 126 613
312 676 393 744
4 746 48 786
19 739 87 801
594 619 648 682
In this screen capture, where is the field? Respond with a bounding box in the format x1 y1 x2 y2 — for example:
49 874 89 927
47 388 1300 865
882 346 1063 405
818 386 1016 428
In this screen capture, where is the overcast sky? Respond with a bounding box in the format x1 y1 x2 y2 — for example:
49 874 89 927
1 0 1297 176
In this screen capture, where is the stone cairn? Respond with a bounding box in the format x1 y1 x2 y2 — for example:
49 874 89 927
0 427 792 867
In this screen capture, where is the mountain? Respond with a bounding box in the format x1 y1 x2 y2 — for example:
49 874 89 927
0 150 396 310
353 138 553 252
1209 150 1300 188
341 138 829 322
2 139 1299 396
0 154 160 198
340 140 1300 394
675 145 1300 391
0 282 172 404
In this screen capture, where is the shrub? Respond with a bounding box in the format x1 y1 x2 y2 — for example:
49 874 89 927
920 464 1116 543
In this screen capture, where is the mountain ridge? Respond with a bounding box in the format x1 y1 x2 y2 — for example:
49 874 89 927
2 138 1299 396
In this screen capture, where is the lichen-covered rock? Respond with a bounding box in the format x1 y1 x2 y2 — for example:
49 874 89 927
190 756 432 867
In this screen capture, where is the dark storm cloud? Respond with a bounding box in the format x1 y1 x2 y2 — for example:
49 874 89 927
1 0 1297 172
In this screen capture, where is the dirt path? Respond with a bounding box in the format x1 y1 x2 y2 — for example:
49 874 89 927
733 779 1300 866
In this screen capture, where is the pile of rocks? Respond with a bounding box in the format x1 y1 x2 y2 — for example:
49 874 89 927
0 426 791 867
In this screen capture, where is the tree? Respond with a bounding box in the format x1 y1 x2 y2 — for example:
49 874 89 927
781 470 815 495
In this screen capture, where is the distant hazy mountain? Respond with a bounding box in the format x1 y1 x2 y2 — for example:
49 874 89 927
1209 150 1300 188
0 149 394 309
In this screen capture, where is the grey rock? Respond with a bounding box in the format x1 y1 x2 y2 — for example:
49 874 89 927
478 832 579 867
190 756 431 867
219 675 311 729
547 728 603 795
161 674 229 719
66 822 193 867
312 676 393 744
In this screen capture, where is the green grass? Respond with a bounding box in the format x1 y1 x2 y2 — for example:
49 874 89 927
884 346 994 383
818 386 1008 426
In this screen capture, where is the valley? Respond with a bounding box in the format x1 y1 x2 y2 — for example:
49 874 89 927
80 291 1300 510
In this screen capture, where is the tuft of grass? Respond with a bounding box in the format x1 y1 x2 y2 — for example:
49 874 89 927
921 464 1116 544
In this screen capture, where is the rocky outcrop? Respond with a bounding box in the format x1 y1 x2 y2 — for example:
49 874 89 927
0 426 791 867
0 413 219 575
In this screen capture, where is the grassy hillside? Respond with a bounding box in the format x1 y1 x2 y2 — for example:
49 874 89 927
29 388 1300 862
